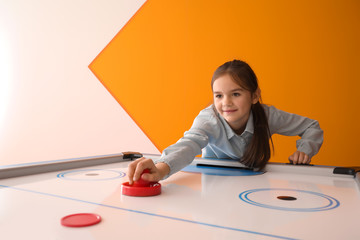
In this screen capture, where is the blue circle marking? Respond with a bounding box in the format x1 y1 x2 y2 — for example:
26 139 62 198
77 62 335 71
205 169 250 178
239 188 340 212
181 165 263 176
57 169 126 181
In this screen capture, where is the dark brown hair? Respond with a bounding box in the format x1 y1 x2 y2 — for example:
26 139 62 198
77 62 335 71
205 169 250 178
211 59 273 170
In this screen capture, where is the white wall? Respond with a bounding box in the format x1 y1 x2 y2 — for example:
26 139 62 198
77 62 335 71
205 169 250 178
0 0 159 166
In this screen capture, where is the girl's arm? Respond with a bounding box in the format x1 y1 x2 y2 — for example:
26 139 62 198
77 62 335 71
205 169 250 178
127 131 209 182
127 107 217 181
154 128 210 177
154 108 218 178
265 105 324 164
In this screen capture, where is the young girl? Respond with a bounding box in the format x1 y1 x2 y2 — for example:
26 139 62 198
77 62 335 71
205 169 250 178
127 60 323 184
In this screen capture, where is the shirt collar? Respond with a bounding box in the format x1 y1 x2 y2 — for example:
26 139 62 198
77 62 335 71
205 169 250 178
218 111 254 139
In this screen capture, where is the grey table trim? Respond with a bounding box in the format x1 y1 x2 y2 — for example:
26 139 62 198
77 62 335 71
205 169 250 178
0 153 130 179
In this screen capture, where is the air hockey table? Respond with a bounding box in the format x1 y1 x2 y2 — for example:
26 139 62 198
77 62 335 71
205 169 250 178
0 152 359 240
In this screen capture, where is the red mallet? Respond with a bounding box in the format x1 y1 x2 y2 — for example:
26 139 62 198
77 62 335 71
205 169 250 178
122 169 161 197
132 169 152 187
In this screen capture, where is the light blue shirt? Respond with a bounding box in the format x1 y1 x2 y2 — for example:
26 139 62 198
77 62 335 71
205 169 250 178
155 104 324 177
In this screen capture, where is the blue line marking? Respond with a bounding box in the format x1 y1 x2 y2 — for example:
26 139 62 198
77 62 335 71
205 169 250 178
57 169 126 181
181 165 263 176
0 184 297 240
239 188 340 212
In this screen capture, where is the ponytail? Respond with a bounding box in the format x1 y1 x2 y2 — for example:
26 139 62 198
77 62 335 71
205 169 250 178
241 102 273 170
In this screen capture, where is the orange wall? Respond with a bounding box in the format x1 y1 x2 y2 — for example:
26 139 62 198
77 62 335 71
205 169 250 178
90 0 360 167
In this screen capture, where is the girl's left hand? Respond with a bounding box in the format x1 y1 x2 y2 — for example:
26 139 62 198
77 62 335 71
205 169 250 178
289 151 311 165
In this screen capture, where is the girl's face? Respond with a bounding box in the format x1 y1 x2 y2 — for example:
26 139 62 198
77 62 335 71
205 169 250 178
213 74 259 134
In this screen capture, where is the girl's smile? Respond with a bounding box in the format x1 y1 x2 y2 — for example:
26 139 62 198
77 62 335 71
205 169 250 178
222 109 237 113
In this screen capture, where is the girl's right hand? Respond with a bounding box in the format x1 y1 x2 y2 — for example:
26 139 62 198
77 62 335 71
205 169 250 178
127 157 170 185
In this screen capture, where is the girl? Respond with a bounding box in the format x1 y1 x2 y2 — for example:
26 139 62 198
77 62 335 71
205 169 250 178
128 60 323 184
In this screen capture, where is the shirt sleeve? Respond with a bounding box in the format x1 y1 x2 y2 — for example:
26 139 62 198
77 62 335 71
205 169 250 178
154 108 218 178
265 105 324 158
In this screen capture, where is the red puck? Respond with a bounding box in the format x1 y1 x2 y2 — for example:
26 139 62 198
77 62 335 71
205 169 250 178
61 213 101 227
